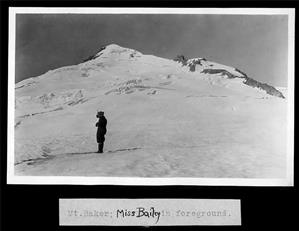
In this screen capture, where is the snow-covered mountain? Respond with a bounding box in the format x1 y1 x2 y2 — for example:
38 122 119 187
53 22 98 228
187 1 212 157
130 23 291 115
14 44 287 178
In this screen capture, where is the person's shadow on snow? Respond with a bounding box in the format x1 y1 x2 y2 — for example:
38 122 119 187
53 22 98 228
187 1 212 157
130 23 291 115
66 151 96 156
65 147 141 156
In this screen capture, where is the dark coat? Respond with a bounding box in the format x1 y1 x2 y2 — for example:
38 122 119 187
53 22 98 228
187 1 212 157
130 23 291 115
96 115 107 143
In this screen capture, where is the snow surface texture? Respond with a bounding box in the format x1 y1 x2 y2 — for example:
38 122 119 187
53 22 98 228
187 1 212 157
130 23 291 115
15 44 287 178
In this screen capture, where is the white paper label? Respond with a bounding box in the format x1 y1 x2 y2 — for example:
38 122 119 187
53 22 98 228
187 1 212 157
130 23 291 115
59 199 241 226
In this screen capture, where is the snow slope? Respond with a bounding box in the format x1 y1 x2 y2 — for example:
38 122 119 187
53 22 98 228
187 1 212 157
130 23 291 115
14 44 287 178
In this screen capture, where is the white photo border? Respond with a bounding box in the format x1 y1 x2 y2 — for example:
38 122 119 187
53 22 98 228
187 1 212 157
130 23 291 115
7 7 295 186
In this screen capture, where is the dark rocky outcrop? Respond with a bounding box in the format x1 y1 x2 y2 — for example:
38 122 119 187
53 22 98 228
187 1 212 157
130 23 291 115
187 58 207 72
83 46 106 62
234 68 285 98
234 68 248 77
201 68 285 98
243 77 285 98
174 55 208 72
173 55 188 66
201 69 239 79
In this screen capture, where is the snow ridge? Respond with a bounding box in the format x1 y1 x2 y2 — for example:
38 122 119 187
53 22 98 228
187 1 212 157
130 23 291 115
176 56 285 98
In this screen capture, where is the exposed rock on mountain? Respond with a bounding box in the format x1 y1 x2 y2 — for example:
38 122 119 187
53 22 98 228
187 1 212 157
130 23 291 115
174 55 285 98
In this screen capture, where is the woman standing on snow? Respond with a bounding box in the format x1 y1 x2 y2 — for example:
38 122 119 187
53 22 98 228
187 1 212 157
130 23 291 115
96 111 107 153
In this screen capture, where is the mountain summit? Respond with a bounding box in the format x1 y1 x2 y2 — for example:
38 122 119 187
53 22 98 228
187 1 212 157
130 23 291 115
82 44 284 98
14 44 287 178
83 44 143 63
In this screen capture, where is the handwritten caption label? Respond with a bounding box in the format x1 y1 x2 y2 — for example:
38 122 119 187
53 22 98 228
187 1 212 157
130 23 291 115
59 199 241 226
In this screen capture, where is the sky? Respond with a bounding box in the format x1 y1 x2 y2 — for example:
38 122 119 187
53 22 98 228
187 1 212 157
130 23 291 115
16 14 288 86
